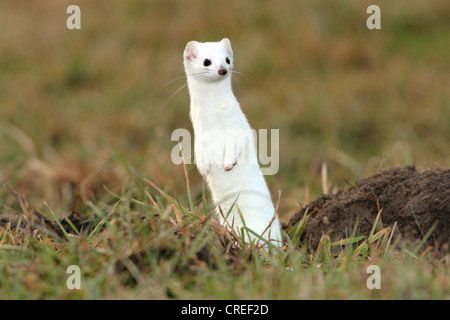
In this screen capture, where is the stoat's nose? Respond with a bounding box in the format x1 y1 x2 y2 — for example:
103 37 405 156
218 68 228 76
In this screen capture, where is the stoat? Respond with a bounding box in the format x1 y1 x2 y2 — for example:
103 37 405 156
183 38 282 247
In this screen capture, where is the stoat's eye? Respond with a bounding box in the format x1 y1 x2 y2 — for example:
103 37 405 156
203 59 212 67
225 57 230 64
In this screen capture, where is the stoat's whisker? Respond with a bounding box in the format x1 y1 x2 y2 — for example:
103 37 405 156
162 71 210 110
164 75 187 86
231 70 247 79
160 83 187 111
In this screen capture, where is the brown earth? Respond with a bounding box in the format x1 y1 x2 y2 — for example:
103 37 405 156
287 166 450 252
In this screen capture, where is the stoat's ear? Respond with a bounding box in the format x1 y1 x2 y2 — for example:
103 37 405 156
184 41 199 61
220 38 233 56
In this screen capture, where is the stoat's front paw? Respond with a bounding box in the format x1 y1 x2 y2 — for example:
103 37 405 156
196 159 210 177
224 155 237 172
224 135 240 172
195 141 214 177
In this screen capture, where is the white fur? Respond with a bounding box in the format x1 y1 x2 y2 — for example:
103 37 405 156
183 38 282 247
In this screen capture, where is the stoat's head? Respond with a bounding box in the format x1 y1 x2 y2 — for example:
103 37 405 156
183 38 233 83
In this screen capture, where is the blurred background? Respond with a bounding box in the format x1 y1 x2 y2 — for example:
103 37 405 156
0 0 449 221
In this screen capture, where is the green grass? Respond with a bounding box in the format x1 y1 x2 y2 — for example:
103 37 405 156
0 0 449 299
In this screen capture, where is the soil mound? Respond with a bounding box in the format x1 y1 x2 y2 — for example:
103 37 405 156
287 166 450 251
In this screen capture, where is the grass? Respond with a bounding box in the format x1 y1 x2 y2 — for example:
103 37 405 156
0 161 448 299
0 1 449 299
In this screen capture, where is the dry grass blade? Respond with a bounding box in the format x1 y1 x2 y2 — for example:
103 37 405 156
4 184 65 239
384 221 397 255
330 236 365 247
369 208 383 239
352 227 391 258
180 144 195 214
144 178 178 205
321 162 331 195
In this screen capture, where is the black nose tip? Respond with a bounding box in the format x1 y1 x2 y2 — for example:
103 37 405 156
218 69 227 75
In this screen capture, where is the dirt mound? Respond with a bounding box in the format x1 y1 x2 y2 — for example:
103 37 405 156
287 166 450 251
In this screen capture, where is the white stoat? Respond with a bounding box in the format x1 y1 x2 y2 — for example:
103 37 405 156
183 38 282 247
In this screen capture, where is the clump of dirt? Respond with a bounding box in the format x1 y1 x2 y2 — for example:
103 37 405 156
287 166 450 251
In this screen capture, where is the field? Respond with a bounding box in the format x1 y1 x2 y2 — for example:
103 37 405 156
0 1 449 299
